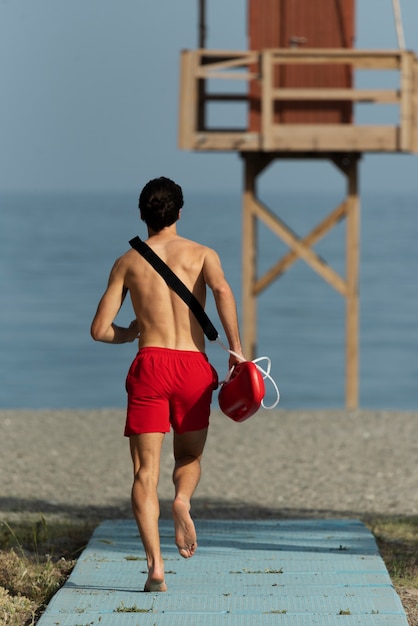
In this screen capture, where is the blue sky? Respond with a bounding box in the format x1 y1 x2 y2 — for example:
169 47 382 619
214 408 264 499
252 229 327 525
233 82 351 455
1 0 418 194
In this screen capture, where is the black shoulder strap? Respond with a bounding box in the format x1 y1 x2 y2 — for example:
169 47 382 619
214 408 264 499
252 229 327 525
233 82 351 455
129 236 219 341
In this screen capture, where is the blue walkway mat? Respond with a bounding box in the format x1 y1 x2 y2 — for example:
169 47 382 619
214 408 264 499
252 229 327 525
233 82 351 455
37 518 408 625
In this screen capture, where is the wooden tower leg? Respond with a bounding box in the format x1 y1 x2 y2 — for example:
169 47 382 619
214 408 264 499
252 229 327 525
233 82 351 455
345 157 360 409
242 152 361 407
242 154 258 360
241 153 274 359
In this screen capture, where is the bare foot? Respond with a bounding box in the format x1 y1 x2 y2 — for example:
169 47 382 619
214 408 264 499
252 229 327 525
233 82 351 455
144 576 167 592
172 497 197 558
143 561 167 592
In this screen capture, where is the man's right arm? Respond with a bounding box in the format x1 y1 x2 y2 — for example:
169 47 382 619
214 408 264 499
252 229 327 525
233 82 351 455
90 257 139 345
203 248 245 367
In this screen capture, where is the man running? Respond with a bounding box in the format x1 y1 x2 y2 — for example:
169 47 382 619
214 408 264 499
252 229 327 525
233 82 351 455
91 176 244 592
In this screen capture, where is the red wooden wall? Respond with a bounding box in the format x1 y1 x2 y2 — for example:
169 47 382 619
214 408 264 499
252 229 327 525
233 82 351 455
248 0 355 129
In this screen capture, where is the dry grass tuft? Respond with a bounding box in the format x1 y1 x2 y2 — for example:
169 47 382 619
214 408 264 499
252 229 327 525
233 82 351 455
368 516 418 589
0 549 73 604
365 515 418 626
0 586 37 626
0 517 95 625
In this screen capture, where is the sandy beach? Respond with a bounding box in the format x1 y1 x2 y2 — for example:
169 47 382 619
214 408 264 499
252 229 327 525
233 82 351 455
1 408 417 523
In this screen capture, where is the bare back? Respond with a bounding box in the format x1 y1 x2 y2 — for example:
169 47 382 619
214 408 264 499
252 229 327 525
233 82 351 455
123 234 209 352
89 177 244 593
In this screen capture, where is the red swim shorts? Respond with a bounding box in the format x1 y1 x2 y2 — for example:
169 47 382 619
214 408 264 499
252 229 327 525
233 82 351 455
124 347 219 436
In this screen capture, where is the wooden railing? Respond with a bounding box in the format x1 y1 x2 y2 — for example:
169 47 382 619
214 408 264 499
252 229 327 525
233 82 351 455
178 48 418 153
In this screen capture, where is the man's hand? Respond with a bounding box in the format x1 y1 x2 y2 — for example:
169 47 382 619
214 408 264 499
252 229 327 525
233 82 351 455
104 319 139 344
126 319 140 342
228 351 245 371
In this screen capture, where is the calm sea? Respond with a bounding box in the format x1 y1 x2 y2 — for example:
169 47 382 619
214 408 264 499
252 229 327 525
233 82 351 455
1 189 417 410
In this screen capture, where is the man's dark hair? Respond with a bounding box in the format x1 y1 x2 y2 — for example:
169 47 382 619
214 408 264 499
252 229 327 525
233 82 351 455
139 177 184 232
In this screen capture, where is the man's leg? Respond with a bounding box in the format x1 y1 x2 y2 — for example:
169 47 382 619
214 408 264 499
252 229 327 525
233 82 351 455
172 428 208 558
129 432 167 592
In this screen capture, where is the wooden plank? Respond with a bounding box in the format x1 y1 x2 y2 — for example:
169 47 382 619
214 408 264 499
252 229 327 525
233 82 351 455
242 155 260 360
269 49 402 70
252 197 348 295
196 70 256 80
178 50 199 149
189 132 261 150
197 55 257 72
270 125 399 152
415 61 418 152
413 60 418 152
197 49 257 59
254 200 348 294
185 128 401 152
400 52 414 151
186 131 402 152
345 159 360 409
261 50 274 151
271 88 399 103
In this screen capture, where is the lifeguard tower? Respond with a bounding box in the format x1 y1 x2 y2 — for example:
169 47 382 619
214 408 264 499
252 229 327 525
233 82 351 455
178 0 418 408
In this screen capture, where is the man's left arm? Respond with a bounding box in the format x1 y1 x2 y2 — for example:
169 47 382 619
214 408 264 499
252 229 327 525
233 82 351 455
90 258 139 344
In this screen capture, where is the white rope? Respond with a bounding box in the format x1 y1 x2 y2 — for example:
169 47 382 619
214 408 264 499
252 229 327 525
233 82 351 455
392 0 406 49
216 339 280 409
252 356 280 409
